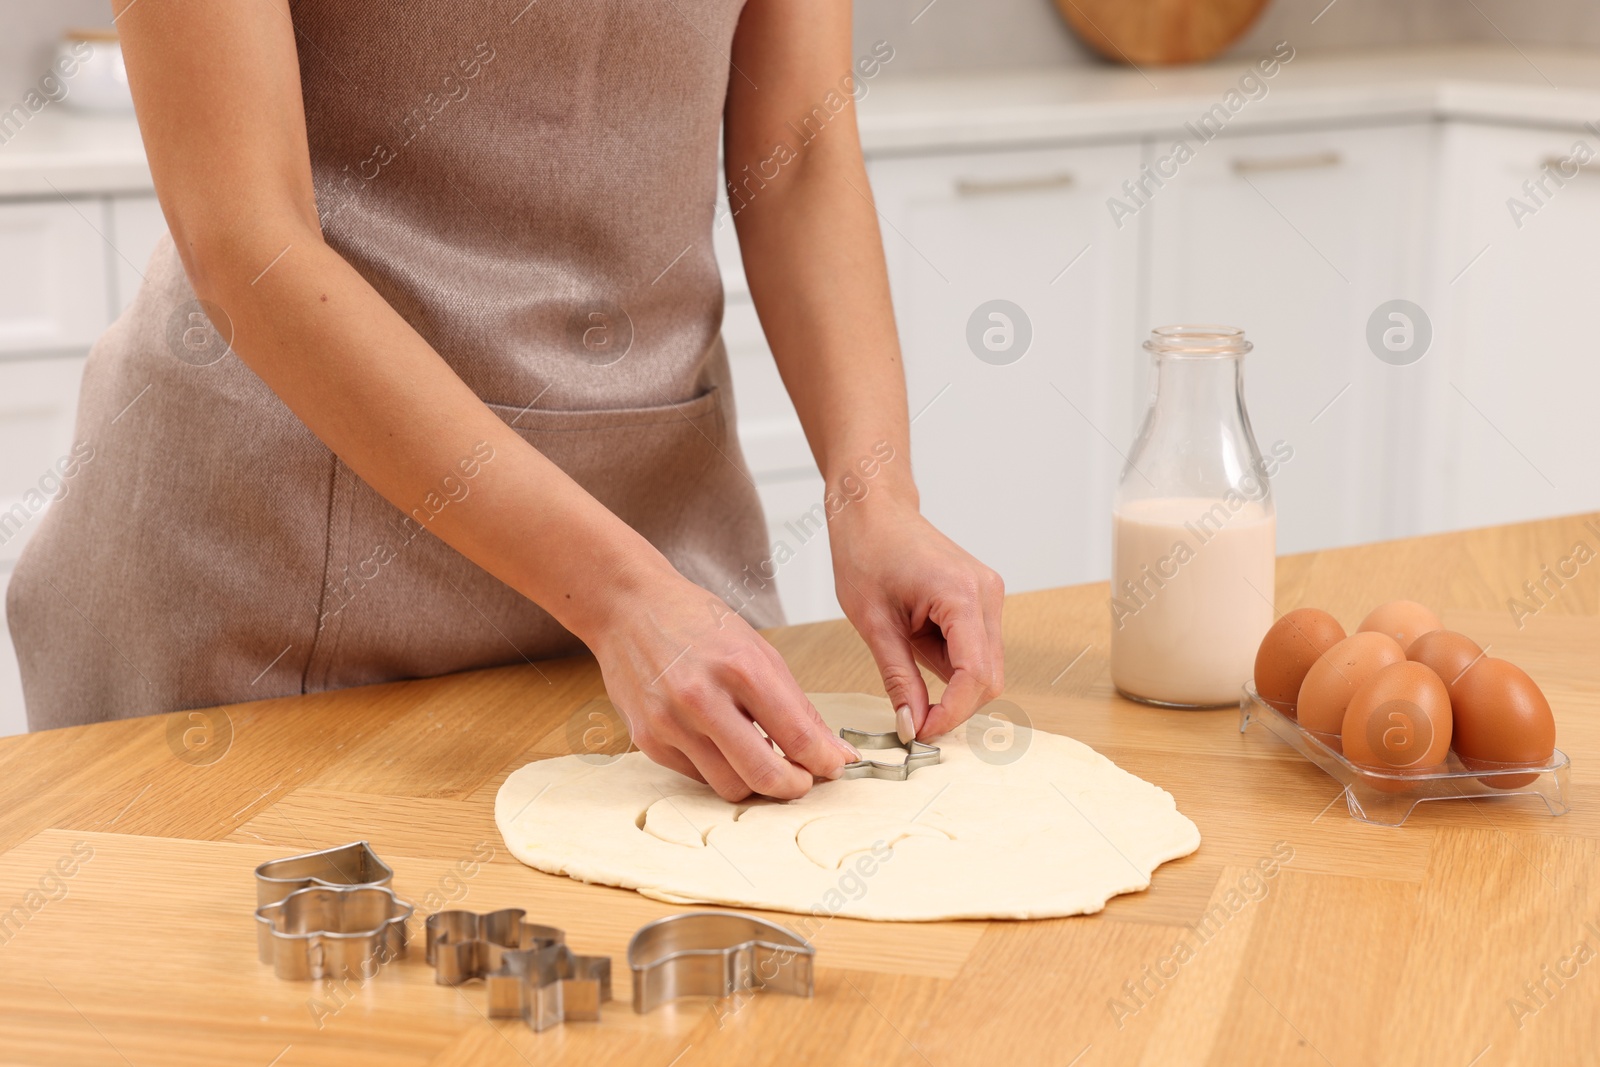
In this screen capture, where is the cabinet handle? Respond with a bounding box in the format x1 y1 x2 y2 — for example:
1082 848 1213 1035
954 172 1076 196
1230 151 1342 175
1541 155 1600 177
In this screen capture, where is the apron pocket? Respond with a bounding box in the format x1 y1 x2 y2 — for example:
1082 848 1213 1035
485 386 725 437
482 387 732 531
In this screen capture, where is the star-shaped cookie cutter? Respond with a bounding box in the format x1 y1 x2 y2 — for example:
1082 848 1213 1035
426 908 612 1032
489 940 614 1031
836 727 941 781
255 884 414 981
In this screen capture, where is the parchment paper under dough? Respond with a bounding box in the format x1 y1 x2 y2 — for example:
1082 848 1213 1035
494 694 1201 921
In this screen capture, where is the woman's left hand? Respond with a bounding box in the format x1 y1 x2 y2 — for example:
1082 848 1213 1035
830 496 1006 741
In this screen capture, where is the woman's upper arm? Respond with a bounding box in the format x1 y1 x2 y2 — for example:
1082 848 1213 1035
114 0 320 295
723 0 857 171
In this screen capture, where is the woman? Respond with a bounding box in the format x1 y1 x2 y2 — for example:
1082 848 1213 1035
7 0 1004 800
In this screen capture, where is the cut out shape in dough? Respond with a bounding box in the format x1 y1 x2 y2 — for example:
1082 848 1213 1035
495 693 1201 921
640 795 747 849
794 815 954 870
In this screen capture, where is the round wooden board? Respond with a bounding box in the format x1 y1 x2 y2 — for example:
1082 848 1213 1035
1054 0 1273 66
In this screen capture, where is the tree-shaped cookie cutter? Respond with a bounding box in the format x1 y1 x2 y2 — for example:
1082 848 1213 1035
628 911 815 1013
837 727 940 781
426 908 612 1032
255 885 414 980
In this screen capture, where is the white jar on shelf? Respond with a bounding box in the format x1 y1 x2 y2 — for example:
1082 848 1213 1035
59 29 133 113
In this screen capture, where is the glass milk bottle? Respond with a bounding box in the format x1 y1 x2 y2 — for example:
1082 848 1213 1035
1110 325 1276 707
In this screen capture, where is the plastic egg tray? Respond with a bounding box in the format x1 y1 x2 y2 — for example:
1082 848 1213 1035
1239 684 1571 827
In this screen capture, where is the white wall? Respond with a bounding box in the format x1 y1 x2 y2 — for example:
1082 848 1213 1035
853 0 1600 79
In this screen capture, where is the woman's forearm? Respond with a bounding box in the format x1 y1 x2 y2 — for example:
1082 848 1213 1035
730 162 917 506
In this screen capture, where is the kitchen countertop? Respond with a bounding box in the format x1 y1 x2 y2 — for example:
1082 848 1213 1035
0 512 1595 1065
0 107 148 198
858 44 1600 153
7 45 1600 197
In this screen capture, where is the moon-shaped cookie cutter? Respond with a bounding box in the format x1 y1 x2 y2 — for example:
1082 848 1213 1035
628 911 815 1013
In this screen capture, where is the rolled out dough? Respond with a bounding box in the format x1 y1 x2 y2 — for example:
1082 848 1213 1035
494 694 1200 921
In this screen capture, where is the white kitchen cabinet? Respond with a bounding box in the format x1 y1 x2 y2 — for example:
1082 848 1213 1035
721 296 843 625
1426 122 1600 532
108 193 169 313
748 473 843 625
716 249 811 480
1144 123 1438 555
867 143 1143 596
714 202 842 624
0 197 111 354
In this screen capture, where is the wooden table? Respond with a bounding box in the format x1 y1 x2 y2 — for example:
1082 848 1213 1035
2 513 1598 1066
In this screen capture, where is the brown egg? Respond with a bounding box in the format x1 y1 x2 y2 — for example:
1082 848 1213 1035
1296 632 1407 738
1340 662 1452 781
1254 608 1347 716
1407 629 1485 688
1449 658 1556 788
1357 599 1442 652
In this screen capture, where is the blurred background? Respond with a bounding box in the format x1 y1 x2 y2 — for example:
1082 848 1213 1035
3 0 1599 734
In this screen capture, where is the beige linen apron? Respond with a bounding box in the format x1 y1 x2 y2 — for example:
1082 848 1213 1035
6 0 780 730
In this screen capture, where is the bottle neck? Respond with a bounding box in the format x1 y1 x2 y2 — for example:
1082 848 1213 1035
1119 351 1270 507
1152 354 1243 417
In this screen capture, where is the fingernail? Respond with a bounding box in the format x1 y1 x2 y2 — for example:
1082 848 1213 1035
896 705 915 744
829 732 862 762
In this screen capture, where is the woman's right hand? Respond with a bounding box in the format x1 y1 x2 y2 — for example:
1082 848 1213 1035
582 566 861 800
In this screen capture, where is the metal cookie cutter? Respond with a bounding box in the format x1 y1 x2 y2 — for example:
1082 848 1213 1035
425 908 564 985
254 840 394 908
628 911 815 1014
489 941 614 1032
253 841 401 972
255 885 414 980
837 727 940 781
426 908 611 1032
